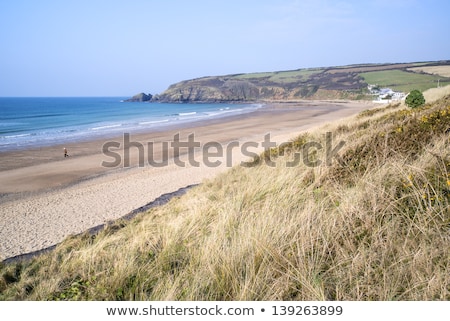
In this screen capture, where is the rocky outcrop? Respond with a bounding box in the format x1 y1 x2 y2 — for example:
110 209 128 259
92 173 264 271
151 78 262 103
125 92 153 102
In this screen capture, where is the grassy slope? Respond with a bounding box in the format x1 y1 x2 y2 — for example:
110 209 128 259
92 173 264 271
234 69 323 83
359 70 450 92
1 88 449 301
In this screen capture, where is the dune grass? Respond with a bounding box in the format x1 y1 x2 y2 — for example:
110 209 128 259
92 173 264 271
1 92 449 301
423 84 450 104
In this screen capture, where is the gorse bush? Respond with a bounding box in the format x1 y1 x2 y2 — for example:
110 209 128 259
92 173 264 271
405 89 425 108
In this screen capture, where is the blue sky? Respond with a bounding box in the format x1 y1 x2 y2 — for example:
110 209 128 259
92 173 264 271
1 0 449 96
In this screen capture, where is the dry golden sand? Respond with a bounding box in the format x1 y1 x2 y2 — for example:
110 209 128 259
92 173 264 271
0 101 376 260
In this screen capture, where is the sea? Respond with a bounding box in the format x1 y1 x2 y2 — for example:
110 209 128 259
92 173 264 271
0 97 262 152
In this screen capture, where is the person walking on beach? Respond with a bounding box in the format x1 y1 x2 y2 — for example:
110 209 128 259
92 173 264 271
64 147 69 157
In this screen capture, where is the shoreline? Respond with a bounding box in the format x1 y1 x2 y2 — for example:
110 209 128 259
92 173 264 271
0 100 376 261
0 101 263 153
0 101 358 196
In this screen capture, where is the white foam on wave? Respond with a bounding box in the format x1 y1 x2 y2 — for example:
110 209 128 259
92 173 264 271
2 133 32 139
206 108 244 117
139 119 170 125
179 112 197 116
90 124 122 131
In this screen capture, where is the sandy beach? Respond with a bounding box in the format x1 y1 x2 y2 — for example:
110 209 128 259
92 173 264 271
0 100 375 261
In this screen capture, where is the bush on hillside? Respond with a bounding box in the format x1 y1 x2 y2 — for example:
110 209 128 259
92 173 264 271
405 89 425 108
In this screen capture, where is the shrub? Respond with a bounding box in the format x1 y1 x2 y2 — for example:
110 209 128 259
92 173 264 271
405 89 425 108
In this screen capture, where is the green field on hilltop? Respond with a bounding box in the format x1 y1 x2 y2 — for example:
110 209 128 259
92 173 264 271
233 71 275 79
267 69 322 83
233 68 322 83
359 70 449 92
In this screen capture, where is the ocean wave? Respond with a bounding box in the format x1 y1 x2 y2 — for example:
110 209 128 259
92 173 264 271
1 113 68 120
167 111 198 117
90 124 122 131
0 122 28 127
139 119 170 125
206 108 244 116
178 112 197 116
1 133 33 139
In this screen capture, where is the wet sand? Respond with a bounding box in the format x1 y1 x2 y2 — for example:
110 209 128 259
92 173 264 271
0 100 375 261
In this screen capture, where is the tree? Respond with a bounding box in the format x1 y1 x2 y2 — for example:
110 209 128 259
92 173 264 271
405 89 425 108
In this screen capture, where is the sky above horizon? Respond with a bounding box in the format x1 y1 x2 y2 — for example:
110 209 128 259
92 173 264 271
1 0 449 97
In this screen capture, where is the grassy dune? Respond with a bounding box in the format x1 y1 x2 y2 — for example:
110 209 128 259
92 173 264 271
1 88 450 301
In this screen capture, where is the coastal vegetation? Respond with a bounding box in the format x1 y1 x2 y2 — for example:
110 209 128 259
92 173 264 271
405 89 426 108
1 86 449 301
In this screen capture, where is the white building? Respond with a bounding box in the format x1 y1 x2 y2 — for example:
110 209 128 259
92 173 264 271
369 85 405 103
